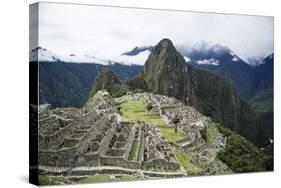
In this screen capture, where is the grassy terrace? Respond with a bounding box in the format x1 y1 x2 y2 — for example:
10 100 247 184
137 132 145 161
75 175 135 184
159 128 186 143
39 176 71 185
128 139 139 160
173 149 202 174
119 97 166 126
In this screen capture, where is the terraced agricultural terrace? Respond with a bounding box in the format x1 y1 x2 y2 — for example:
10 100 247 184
36 90 232 185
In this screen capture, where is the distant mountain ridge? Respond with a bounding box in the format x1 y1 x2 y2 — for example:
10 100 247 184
30 46 121 65
30 46 149 66
254 53 273 94
33 43 273 109
35 61 142 107
176 43 273 100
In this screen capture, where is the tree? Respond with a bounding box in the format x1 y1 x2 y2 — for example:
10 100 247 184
173 114 180 134
146 103 153 111
172 114 180 124
174 124 178 134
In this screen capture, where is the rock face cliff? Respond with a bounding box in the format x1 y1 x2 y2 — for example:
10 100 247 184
127 39 256 140
143 39 200 109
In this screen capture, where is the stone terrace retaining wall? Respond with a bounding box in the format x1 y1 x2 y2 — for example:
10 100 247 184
39 115 118 167
77 152 100 167
99 125 116 156
142 158 180 171
100 156 141 169
80 109 101 125
39 123 73 150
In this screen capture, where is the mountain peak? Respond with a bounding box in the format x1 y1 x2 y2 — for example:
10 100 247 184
148 38 185 64
32 46 47 52
158 38 173 46
143 39 192 98
94 69 120 86
89 68 127 99
146 39 181 66
30 46 60 62
154 38 176 52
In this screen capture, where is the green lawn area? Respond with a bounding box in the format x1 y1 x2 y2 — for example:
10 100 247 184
173 149 202 174
159 128 186 143
39 176 72 185
76 175 135 184
128 139 139 160
39 176 55 185
119 98 166 126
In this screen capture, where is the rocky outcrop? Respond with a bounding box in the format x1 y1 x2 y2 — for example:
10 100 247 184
143 39 199 109
89 69 128 99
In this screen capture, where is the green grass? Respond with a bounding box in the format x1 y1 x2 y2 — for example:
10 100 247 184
159 128 186 143
173 150 202 174
128 139 139 160
217 132 271 172
137 132 145 161
39 176 54 185
76 175 135 184
119 98 166 126
206 122 219 146
39 176 72 185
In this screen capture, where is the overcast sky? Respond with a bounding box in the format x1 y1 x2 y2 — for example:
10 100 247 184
34 2 274 63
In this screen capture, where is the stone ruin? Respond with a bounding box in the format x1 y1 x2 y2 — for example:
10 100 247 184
37 90 230 178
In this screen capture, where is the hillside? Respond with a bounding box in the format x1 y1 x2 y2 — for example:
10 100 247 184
37 61 142 107
177 42 256 99
176 44 273 147
89 69 128 98
251 54 273 112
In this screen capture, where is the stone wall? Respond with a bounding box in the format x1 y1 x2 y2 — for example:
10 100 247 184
63 138 80 147
142 158 180 171
39 115 117 167
39 123 73 150
80 109 101 125
99 125 116 156
100 156 141 169
78 152 100 166
107 148 125 156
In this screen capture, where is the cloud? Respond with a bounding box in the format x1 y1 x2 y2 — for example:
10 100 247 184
37 2 274 64
197 58 220 66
